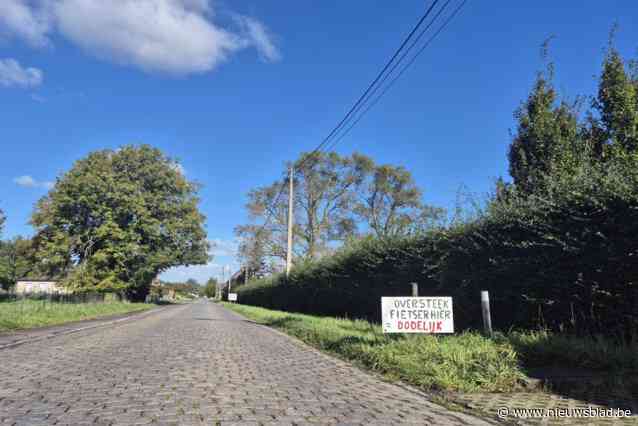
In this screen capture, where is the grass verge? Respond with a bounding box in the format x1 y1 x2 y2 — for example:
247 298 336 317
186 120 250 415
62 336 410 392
0 299 153 332
222 303 637 394
222 302 524 393
505 330 637 372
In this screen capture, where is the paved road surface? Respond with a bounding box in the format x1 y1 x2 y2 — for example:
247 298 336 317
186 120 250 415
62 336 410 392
0 301 493 425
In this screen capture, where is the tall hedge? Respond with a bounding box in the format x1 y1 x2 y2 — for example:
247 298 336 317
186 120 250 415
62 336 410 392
237 158 638 338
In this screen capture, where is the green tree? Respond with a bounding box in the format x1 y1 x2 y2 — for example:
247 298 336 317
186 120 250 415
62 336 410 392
591 48 638 155
203 277 217 298
507 70 580 195
354 161 445 239
31 145 209 300
236 151 368 263
0 236 37 290
236 151 443 263
509 38 638 198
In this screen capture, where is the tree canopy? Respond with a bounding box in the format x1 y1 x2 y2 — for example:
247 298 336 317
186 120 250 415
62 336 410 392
354 162 445 238
508 41 638 196
31 145 209 300
236 151 442 274
203 277 217 298
507 71 579 195
0 236 37 290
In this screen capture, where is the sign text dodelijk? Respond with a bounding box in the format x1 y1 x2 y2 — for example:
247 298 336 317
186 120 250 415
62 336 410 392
381 297 454 333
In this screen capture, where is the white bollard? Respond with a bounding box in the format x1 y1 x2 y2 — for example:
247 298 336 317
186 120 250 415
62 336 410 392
481 290 493 337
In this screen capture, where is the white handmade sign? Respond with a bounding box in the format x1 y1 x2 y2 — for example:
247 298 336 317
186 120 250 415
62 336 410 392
381 297 454 333
228 293 238 302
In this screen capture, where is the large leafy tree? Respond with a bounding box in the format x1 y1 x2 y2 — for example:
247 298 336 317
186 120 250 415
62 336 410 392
31 145 209 300
291 151 368 259
236 151 368 264
354 160 445 239
236 151 443 267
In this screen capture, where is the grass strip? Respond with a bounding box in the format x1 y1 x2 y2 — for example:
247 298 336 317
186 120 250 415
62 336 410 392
0 300 153 332
222 302 524 393
222 302 637 394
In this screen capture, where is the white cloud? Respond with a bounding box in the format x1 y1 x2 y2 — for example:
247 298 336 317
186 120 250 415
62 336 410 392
210 238 238 257
0 58 43 88
0 0 280 75
13 175 36 187
13 175 53 189
0 0 52 47
235 15 281 63
52 0 244 75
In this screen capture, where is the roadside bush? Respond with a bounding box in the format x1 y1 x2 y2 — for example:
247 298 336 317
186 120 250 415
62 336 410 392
238 158 638 339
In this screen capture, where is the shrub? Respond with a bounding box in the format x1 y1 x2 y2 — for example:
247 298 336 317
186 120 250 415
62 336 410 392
238 157 638 339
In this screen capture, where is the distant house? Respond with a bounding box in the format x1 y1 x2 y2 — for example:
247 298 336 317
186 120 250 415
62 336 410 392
14 279 69 295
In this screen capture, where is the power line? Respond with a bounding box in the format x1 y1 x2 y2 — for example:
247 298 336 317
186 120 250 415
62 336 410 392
297 0 442 169
250 0 464 252
321 0 454 149
321 0 468 154
260 1 446 224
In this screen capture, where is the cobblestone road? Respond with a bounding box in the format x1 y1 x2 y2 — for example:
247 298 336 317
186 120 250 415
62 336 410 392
0 301 493 425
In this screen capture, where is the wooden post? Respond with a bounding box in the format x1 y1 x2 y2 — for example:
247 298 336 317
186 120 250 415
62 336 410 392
481 290 493 337
410 282 419 297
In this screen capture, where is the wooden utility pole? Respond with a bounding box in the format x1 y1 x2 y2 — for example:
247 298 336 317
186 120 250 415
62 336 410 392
286 167 294 276
220 266 225 300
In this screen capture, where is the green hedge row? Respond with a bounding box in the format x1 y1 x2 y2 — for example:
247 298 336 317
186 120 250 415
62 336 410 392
237 161 638 338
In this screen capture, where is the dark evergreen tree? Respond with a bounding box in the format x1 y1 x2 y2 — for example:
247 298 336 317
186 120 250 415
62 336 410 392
508 72 579 194
591 48 638 154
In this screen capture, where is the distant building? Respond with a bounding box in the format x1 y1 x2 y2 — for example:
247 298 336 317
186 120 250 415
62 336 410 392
167 289 176 300
14 279 69 295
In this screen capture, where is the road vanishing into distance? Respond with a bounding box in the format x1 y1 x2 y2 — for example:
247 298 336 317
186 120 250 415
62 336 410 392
0 301 492 425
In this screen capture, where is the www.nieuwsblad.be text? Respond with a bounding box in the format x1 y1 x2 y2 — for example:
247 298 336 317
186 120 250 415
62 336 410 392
497 406 633 420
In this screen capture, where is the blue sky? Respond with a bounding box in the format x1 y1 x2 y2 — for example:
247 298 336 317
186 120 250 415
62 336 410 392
1 1 637 284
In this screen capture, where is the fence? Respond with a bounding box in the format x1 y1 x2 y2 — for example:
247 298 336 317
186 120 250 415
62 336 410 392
0 292 127 303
